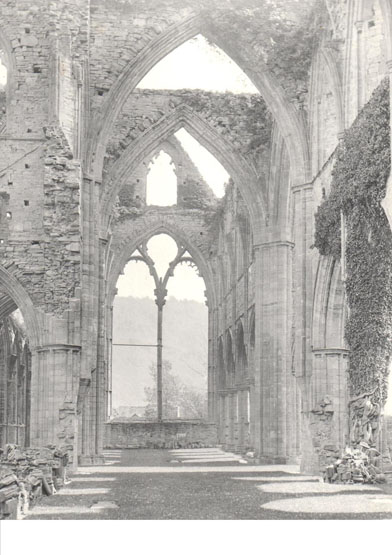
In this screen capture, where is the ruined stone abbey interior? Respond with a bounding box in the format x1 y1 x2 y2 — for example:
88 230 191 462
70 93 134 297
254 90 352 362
1 0 392 480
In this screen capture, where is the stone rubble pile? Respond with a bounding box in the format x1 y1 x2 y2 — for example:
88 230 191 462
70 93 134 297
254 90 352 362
0 466 19 520
0 444 70 520
323 442 387 485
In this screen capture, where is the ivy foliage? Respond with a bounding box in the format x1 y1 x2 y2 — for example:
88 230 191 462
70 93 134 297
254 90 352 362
314 78 392 402
205 0 327 106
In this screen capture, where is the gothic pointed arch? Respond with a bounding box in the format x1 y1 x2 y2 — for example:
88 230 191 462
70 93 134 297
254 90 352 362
0 26 16 75
0 266 42 349
319 47 344 134
86 14 309 187
312 256 346 350
102 105 264 230
0 25 16 134
309 46 343 175
268 123 291 226
107 218 216 310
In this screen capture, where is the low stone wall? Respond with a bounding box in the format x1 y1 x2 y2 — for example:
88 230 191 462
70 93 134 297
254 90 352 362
104 420 218 449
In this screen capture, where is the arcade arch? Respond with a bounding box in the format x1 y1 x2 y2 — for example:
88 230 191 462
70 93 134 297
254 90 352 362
0 311 31 447
0 268 43 450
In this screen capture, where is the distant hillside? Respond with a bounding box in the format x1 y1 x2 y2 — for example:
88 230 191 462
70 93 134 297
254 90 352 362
112 296 208 407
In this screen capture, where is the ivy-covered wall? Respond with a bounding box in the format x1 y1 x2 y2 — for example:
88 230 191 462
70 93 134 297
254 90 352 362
314 78 392 441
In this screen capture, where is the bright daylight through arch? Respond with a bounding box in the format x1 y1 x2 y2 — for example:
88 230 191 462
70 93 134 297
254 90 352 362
112 233 207 420
137 34 258 94
146 151 177 206
110 28 256 422
137 33 255 204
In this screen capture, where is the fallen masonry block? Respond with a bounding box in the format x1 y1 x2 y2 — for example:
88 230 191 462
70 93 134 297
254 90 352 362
323 443 387 485
0 443 71 520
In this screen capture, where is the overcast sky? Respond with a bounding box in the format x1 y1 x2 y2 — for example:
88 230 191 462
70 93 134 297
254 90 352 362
137 34 258 94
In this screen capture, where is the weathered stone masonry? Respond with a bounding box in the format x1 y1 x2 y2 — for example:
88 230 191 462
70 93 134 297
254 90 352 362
0 0 391 472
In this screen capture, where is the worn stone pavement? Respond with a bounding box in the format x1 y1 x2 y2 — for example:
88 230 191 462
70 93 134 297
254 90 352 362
24 449 392 520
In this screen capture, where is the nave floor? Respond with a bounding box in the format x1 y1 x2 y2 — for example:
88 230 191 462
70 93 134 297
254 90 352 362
24 448 392 520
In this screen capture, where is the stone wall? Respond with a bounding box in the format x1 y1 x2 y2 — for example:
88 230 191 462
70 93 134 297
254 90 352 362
0 1 83 314
104 421 217 449
0 0 391 470
117 135 217 210
0 0 86 461
88 0 318 118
